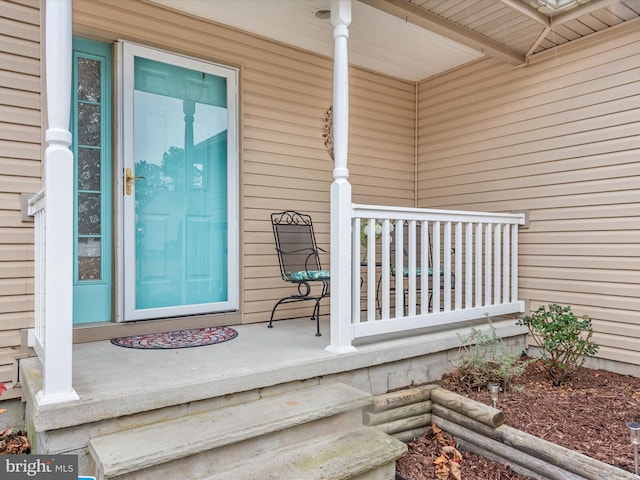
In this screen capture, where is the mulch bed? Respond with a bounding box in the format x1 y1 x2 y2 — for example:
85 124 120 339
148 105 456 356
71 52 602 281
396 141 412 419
396 359 640 479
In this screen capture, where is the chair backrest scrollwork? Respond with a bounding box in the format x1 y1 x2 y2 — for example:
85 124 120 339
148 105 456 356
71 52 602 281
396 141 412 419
271 211 322 281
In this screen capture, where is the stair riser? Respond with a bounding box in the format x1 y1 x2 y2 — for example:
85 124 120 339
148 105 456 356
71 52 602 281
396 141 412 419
205 460 399 480
41 381 324 456
202 427 406 480
350 462 397 480
104 410 363 480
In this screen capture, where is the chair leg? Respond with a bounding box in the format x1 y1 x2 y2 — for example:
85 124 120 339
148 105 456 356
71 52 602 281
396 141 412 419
269 295 323 335
311 299 321 336
268 298 290 328
269 295 306 328
313 281 330 336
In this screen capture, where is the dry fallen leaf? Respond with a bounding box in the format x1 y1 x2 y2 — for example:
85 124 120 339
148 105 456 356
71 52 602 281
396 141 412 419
0 430 30 454
434 454 450 479
433 422 451 446
450 460 462 480
434 455 448 465
442 445 463 463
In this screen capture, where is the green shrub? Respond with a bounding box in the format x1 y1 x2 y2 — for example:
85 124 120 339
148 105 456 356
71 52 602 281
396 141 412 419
517 304 599 386
453 319 530 393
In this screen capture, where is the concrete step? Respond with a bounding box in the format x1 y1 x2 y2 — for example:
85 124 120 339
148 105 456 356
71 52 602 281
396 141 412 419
202 426 407 480
89 382 374 480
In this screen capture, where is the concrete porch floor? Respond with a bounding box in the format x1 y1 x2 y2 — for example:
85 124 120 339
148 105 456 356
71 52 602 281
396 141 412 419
20 316 528 434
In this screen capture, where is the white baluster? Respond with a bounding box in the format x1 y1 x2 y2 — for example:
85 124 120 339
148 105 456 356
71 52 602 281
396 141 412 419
444 222 452 311
381 219 392 319
503 224 511 303
352 217 361 324
494 224 502 305
455 222 463 310
485 224 492 306
432 222 441 313
465 222 473 309
420 221 428 313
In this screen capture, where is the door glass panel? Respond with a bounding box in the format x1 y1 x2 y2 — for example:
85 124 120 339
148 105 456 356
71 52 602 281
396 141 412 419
77 57 101 102
78 238 101 280
77 148 101 191
132 56 229 310
77 192 101 235
77 103 101 146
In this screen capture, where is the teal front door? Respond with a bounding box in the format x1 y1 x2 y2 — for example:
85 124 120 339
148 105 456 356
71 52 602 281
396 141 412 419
121 43 238 321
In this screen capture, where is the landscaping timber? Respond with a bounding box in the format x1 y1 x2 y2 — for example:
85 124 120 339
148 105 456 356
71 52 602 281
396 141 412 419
376 414 432 436
363 401 432 426
364 385 436 442
432 413 637 480
368 385 438 412
430 387 504 428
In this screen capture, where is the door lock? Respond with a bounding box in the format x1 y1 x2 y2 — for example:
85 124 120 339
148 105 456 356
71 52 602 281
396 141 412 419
124 168 145 195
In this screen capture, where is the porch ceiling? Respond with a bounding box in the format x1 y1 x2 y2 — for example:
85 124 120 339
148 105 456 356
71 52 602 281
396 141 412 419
152 0 639 82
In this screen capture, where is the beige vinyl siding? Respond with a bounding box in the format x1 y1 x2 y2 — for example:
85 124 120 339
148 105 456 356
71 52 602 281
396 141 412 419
73 0 416 324
417 21 640 366
0 0 41 398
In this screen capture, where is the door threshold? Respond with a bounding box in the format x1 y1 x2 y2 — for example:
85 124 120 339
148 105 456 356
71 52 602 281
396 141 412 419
72 312 242 344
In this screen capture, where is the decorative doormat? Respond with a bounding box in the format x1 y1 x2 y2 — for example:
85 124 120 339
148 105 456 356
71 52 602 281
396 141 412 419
110 326 238 350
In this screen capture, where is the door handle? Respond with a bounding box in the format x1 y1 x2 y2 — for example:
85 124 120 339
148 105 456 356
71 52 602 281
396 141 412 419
124 168 145 195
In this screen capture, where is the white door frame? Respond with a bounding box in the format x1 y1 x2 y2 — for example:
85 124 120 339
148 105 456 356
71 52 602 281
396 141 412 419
116 41 239 322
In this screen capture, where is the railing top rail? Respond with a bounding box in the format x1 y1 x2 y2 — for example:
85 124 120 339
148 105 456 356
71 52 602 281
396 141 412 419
27 188 46 215
352 203 525 225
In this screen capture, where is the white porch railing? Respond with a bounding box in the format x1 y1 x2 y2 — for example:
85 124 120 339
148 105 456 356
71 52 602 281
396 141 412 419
28 190 46 358
351 204 525 340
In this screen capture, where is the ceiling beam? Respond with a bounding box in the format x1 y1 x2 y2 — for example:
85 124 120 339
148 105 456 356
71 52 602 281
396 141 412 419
526 27 551 58
359 0 525 66
551 0 619 26
498 0 550 27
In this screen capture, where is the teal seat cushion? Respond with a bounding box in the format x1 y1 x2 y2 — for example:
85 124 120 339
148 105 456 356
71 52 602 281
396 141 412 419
397 267 444 276
287 270 331 281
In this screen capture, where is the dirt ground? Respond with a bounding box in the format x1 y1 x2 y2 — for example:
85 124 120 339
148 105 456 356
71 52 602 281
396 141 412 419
396 359 640 479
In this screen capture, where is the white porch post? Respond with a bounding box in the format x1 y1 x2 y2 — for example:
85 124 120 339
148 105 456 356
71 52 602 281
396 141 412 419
37 0 79 405
326 0 356 354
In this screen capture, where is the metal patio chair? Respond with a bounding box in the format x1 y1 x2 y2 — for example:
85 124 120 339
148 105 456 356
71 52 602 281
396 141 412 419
268 211 330 336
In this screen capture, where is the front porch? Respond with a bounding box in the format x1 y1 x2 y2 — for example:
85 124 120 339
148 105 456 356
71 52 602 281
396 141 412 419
22 2 531 474
28 0 530 406
20 314 527 475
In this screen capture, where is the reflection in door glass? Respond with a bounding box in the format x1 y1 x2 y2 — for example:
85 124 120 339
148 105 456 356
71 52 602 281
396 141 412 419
133 57 229 310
